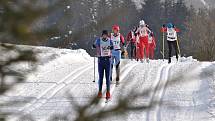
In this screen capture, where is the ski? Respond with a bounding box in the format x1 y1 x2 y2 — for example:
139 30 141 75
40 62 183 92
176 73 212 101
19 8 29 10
105 99 111 103
116 81 120 87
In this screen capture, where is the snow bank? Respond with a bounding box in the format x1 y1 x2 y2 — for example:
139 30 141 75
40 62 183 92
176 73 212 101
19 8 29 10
180 56 198 62
14 45 91 65
131 0 145 10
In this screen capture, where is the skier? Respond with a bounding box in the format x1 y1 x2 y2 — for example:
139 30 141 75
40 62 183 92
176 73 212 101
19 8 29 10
162 23 179 63
126 26 137 60
148 32 156 59
136 20 151 63
93 30 113 100
110 25 125 86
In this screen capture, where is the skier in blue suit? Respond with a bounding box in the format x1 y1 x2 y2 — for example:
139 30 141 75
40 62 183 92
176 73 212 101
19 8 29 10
93 30 113 100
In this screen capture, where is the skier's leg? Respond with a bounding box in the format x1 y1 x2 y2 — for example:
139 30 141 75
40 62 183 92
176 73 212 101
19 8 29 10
105 58 111 92
136 44 139 61
144 37 149 59
131 43 134 59
167 41 172 63
98 59 104 92
139 39 144 60
134 43 137 60
137 43 141 61
115 51 121 82
110 53 115 82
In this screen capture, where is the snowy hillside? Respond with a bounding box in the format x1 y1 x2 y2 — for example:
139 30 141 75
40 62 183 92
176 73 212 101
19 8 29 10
0 46 215 121
186 0 215 9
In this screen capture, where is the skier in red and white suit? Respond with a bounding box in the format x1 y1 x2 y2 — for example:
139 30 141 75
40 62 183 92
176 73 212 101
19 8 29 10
148 32 156 59
136 20 151 62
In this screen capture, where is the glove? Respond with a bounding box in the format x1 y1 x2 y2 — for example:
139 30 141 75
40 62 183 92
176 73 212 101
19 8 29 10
92 44 96 49
123 45 127 51
146 24 149 28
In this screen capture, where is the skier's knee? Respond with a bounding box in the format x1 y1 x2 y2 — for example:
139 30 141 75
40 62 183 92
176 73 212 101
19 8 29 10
116 62 120 69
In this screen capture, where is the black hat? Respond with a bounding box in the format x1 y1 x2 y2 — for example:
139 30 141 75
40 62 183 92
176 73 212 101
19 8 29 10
102 30 108 36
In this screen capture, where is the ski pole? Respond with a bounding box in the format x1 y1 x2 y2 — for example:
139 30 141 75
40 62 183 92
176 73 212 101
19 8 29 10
176 39 181 56
93 56 96 82
92 42 96 83
162 31 165 61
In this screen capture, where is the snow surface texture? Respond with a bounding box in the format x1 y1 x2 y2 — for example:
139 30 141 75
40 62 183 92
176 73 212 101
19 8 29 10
0 46 214 121
131 0 145 10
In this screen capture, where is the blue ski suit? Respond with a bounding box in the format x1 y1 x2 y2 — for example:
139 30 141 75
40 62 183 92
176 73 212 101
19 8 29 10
110 33 125 81
95 37 113 92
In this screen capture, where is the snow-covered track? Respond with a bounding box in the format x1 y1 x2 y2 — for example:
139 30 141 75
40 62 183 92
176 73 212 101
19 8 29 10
146 63 174 121
19 63 93 114
89 60 138 114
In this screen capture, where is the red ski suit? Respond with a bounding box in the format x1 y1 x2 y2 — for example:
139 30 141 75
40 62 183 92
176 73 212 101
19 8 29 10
136 26 150 60
148 36 156 59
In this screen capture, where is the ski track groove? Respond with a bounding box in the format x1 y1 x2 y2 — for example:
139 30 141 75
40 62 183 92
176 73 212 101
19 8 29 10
100 62 139 107
146 63 174 121
157 64 173 121
19 63 93 114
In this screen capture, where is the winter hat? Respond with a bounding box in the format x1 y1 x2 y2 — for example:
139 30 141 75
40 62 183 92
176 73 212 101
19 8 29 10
139 20 145 26
167 23 174 28
102 30 109 36
112 25 120 31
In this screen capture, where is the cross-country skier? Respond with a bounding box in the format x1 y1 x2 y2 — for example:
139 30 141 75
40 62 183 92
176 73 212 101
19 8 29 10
126 26 137 60
136 20 151 63
93 30 113 100
148 32 156 59
162 23 179 63
110 25 125 86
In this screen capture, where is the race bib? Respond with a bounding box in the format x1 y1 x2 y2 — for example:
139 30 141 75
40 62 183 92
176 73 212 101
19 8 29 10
139 27 148 37
100 45 111 56
168 32 174 36
167 28 177 41
100 38 111 57
111 33 121 49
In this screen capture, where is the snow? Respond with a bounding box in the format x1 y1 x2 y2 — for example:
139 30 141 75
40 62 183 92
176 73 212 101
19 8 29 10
50 36 61 40
0 46 215 121
200 0 210 9
68 30 72 35
131 0 145 10
67 6 70 9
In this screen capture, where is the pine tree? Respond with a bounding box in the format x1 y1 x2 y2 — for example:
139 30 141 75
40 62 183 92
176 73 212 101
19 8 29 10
162 0 175 23
173 0 189 30
0 0 59 45
0 0 60 120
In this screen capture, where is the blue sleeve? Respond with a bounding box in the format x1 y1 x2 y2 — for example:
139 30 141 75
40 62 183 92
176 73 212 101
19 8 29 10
110 40 113 46
95 38 100 46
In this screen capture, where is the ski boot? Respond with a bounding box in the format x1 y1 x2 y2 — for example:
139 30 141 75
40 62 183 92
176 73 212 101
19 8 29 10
97 91 102 98
105 91 111 103
106 91 110 99
141 59 144 63
147 58 150 63
168 58 171 64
